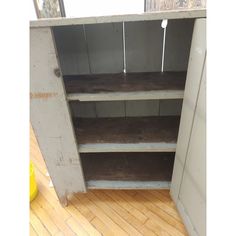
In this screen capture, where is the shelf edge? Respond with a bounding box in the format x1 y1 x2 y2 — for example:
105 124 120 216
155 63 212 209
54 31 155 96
79 143 176 153
67 90 184 101
86 180 170 189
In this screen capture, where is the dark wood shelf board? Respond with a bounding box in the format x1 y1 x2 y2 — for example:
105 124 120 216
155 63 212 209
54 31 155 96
81 152 175 181
64 72 186 101
74 116 180 144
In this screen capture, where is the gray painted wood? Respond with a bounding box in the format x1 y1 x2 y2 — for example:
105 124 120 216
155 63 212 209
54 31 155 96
171 18 206 202
159 99 183 116
79 143 176 153
85 23 123 73
125 20 163 72
70 101 96 118
69 99 184 118
178 61 206 236
183 68 206 199
174 195 199 236
30 27 86 203
170 18 206 236
53 26 90 75
87 180 170 189
67 90 184 101
30 9 206 28
179 172 206 236
126 100 159 117
95 101 125 117
164 19 194 71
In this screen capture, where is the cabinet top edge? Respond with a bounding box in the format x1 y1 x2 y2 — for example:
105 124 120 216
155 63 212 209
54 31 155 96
30 9 206 28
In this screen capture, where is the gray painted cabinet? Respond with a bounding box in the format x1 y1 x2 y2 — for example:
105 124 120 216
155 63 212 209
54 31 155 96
30 11 206 235
170 19 206 236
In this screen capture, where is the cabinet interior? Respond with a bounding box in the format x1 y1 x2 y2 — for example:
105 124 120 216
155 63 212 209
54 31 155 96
52 18 194 188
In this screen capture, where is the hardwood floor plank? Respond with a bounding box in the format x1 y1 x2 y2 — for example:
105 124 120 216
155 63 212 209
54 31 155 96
30 201 60 235
148 190 176 207
95 190 157 236
66 217 89 236
138 191 182 221
85 191 143 236
102 190 147 224
35 194 75 235
159 189 172 198
112 190 165 235
114 190 187 236
69 195 96 222
30 209 52 236
91 217 114 236
145 219 172 236
30 223 38 236
65 201 101 236
129 192 187 235
144 212 186 236
75 193 129 236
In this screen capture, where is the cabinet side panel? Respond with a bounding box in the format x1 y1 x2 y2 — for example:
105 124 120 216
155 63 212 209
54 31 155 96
30 27 86 199
171 19 206 202
178 62 206 236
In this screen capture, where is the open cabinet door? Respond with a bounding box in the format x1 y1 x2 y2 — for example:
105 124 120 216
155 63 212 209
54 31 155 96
170 18 206 236
30 27 87 206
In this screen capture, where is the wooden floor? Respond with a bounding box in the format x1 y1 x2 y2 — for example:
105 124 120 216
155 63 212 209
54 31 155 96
30 126 188 236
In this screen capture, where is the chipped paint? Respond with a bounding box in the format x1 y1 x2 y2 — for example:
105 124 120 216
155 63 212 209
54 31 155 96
30 92 58 99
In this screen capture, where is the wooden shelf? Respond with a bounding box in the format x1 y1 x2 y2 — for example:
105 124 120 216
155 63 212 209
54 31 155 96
81 152 174 189
64 72 186 101
73 116 180 152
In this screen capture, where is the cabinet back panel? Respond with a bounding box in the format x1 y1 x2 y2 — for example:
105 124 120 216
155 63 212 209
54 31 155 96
53 25 90 75
53 19 194 75
53 23 124 75
164 19 194 71
69 100 183 118
125 20 163 72
85 23 124 73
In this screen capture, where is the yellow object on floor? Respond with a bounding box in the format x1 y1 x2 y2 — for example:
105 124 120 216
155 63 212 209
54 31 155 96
30 162 38 202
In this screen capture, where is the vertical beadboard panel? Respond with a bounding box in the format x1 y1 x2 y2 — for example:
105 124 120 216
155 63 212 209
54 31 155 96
125 20 163 72
72 100 161 118
70 101 96 118
126 100 159 117
95 101 125 117
164 19 194 71
30 27 86 205
85 23 124 74
159 99 183 116
53 25 90 75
